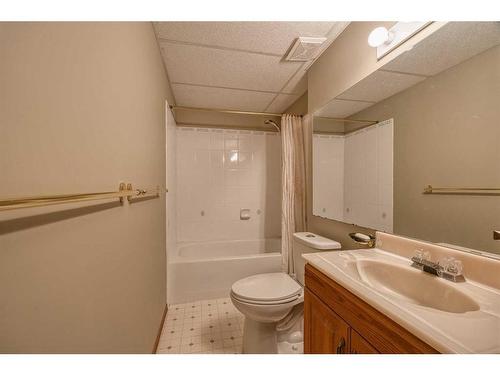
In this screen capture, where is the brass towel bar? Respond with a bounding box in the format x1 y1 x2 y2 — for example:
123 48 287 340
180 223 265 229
0 183 163 212
423 185 500 195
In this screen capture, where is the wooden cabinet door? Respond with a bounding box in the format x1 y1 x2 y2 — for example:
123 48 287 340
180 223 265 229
350 329 379 354
304 288 350 354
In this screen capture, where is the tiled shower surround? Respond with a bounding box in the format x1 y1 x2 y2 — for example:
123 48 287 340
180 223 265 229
176 127 281 242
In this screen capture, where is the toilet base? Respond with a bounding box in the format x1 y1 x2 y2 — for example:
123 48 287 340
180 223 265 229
242 319 278 354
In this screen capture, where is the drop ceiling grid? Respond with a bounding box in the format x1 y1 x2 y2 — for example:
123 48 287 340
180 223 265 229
161 41 302 92
262 63 307 112
160 40 303 112
154 22 342 113
263 22 351 112
337 70 427 103
154 22 336 56
318 68 428 118
380 22 500 77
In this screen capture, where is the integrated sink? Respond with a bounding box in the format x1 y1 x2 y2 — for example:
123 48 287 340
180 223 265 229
354 260 480 313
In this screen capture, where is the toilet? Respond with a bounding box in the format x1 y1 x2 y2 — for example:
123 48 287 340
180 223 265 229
230 232 341 354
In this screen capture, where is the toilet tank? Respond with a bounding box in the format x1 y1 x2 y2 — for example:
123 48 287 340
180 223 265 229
292 232 341 285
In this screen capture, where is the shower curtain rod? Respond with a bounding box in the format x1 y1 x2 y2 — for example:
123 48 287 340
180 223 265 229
170 105 377 124
313 116 378 124
169 105 289 117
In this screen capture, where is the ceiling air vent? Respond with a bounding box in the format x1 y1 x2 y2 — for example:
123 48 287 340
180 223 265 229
285 37 328 62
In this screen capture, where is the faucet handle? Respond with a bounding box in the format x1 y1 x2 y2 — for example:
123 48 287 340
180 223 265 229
414 249 431 263
439 257 463 276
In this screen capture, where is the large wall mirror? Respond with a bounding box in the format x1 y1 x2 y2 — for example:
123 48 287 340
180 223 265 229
312 22 500 255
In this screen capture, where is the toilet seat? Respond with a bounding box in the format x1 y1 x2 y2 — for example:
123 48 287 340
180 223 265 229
231 273 302 305
230 290 302 305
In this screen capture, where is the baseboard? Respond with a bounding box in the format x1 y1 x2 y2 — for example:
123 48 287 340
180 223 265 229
152 304 168 354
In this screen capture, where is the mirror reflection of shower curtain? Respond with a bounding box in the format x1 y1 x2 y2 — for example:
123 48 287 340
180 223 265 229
281 114 309 275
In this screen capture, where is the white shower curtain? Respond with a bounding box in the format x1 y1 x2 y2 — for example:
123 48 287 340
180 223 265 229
280 114 311 275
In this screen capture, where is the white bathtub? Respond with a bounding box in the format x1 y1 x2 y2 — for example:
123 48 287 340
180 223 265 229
168 238 282 304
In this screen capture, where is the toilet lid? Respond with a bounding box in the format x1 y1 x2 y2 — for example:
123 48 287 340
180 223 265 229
231 273 302 303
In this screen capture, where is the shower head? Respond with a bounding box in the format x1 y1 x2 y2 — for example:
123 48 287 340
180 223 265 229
264 119 280 132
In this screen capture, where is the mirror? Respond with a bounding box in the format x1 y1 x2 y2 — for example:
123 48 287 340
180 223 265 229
312 22 500 255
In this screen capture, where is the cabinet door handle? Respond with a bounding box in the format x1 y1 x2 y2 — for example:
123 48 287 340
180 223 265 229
336 337 345 354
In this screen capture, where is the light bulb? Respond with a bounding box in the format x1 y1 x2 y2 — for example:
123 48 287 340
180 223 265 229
368 27 391 47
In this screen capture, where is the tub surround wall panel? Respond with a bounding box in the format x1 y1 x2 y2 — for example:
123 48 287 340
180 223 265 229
176 127 281 242
0 22 170 353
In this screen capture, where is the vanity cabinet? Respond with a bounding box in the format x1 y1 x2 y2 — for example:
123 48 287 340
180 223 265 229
304 289 349 354
350 330 379 354
304 264 439 354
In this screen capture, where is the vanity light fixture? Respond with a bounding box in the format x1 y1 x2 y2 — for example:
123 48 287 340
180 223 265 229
367 27 393 47
368 22 431 59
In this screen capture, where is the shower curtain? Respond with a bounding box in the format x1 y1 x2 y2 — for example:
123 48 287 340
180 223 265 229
281 114 311 275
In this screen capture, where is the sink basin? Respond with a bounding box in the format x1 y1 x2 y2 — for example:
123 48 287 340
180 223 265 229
355 260 480 313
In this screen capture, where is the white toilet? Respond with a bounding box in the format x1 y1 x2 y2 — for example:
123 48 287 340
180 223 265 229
230 232 341 354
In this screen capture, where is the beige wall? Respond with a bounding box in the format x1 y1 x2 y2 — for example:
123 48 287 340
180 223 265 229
174 109 281 132
286 93 308 116
0 22 170 352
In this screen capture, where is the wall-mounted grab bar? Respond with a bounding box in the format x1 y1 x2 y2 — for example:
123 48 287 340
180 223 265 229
0 183 163 212
423 185 500 195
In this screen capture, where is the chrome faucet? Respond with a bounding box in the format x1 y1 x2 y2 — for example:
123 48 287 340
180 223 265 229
410 250 464 282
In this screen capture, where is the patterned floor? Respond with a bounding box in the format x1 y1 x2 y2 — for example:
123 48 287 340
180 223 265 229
156 297 245 354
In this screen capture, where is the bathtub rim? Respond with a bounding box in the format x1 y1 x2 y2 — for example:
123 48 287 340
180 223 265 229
171 238 282 264
170 251 282 264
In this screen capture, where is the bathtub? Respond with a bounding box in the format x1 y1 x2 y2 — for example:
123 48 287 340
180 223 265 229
168 238 282 304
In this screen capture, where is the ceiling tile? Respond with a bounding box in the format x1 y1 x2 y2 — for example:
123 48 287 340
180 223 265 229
154 22 336 56
266 93 301 113
281 70 308 95
161 42 301 92
383 22 500 76
337 70 426 102
315 99 374 118
172 83 276 112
